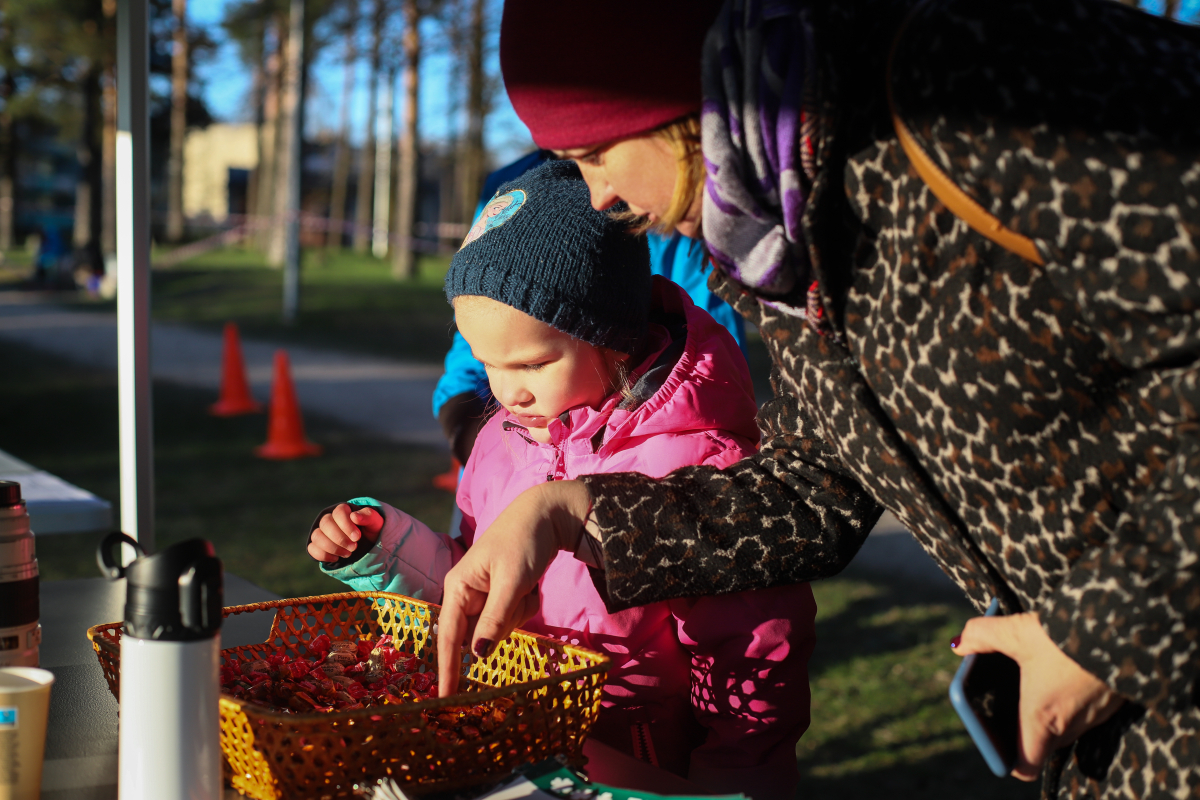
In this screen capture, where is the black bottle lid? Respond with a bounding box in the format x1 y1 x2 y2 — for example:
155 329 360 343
119 537 224 642
0 480 21 508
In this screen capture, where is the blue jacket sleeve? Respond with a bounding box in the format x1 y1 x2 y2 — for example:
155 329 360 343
431 331 491 419
646 232 747 358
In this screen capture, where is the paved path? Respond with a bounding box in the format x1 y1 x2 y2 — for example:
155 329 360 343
0 292 446 448
0 292 955 590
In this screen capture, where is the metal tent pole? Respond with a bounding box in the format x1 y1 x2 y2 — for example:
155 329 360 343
116 0 155 551
371 72 394 259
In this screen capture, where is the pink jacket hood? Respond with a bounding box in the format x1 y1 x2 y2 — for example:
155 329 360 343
593 276 759 447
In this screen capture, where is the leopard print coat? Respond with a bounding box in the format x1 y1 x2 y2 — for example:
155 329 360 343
577 1 1200 796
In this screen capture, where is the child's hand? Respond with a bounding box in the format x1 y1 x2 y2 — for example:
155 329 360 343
308 504 384 563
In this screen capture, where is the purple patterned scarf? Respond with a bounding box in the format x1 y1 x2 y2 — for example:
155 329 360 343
701 0 817 318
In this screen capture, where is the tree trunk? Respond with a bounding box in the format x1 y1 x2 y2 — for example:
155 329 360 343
255 20 283 252
392 0 420 280
353 0 384 255
1164 0 1179 18
457 0 486 227
437 0 464 231
244 27 266 234
372 71 394 258
275 0 305 320
325 6 358 250
166 0 189 242
0 62 15 252
101 68 117 256
73 65 104 276
268 0 304 270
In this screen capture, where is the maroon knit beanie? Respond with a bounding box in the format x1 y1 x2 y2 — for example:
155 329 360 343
500 0 724 150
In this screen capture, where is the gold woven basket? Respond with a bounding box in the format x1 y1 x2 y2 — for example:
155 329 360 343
87 591 610 799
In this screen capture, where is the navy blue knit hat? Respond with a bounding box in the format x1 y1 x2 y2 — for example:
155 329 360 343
445 160 652 354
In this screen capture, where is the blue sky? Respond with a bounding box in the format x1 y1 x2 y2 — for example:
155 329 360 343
188 0 534 166
188 0 1200 170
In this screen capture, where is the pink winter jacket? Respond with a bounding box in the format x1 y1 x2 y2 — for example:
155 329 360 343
322 278 816 798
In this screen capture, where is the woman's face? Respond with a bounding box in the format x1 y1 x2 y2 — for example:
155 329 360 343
557 135 703 238
454 295 627 444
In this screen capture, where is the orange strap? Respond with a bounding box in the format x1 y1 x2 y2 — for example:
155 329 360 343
885 9 1045 266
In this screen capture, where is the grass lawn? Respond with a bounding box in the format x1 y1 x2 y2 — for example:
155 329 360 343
103 246 457 364
0 329 1036 799
798 573 1038 799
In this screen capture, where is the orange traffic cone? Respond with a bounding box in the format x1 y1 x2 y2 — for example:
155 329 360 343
210 322 263 416
432 458 462 493
254 351 322 460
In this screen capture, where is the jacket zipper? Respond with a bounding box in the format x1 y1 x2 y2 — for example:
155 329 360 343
546 443 565 482
502 420 566 482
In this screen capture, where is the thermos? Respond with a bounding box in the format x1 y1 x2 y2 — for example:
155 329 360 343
98 532 223 800
0 480 40 668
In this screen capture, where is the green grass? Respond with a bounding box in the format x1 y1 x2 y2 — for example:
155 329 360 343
0 248 33 283
149 247 457 363
2 337 451 598
799 576 1038 798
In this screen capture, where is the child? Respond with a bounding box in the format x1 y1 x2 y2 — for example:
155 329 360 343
307 161 815 799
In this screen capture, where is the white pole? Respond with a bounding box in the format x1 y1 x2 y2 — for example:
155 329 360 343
280 0 305 324
371 72 393 259
116 0 154 551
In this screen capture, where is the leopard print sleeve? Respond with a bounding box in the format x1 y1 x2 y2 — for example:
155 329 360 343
579 387 882 612
894 0 1200 710
1043 427 1200 711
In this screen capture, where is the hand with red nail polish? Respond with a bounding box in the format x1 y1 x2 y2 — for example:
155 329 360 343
952 611 1124 781
436 481 587 696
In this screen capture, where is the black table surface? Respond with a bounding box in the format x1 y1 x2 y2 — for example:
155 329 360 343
37 577 700 799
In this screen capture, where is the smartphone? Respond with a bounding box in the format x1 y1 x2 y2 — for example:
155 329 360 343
949 597 1020 777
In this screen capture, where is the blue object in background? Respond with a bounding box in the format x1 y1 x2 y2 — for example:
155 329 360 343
433 151 748 419
645 232 746 359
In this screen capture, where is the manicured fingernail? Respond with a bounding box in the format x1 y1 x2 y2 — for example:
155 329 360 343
472 638 493 658
950 636 961 649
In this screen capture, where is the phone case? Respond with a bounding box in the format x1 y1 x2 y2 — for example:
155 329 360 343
949 597 1018 777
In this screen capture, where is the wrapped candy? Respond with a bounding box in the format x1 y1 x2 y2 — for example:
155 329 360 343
218 637 512 736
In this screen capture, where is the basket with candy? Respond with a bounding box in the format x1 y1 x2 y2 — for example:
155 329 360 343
87 591 610 799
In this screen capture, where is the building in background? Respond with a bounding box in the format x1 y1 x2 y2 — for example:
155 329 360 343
182 123 258 226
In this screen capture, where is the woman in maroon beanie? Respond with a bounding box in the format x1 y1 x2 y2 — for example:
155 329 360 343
438 1 1200 796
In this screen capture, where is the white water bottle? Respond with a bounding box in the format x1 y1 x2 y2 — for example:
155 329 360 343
99 533 223 800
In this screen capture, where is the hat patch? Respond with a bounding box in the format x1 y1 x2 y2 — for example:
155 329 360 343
461 190 526 249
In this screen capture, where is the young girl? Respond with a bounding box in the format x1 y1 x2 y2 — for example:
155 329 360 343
307 161 815 799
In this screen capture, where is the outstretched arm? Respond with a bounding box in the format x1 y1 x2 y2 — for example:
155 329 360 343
581 387 882 611
437 388 882 694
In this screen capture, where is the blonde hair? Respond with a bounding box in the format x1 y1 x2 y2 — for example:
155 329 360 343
612 115 705 237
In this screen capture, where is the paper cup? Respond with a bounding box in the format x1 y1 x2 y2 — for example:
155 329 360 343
0 667 55 800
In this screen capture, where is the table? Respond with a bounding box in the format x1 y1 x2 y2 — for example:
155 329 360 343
38 577 702 799
0 449 112 535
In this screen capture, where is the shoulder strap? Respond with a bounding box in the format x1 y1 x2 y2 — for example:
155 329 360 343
885 7 1045 266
